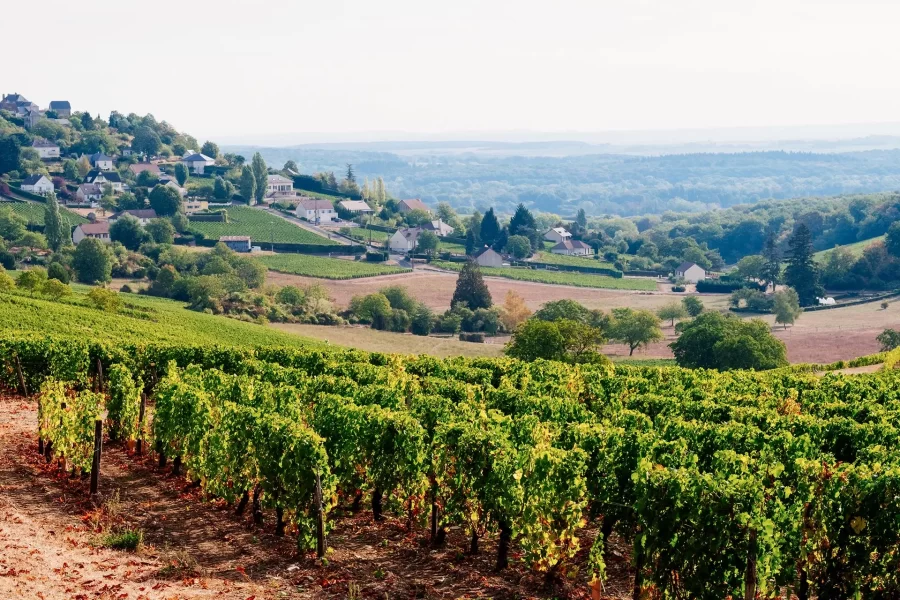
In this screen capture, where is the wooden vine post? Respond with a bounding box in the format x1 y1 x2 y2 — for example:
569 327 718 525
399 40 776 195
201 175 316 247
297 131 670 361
89 412 106 497
744 528 758 600
314 467 326 558
136 393 147 455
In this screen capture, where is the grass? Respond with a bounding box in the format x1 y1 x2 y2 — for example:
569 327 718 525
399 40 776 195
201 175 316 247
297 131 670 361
258 253 410 279
814 236 885 263
190 206 339 246
342 228 391 243
611 357 677 367
0 287 318 348
101 528 144 551
430 261 658 291
531 251 618 270
2 200 87 227
270 323 506 358
295 188 345 202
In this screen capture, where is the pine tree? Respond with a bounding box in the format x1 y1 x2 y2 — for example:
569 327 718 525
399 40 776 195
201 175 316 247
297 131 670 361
480 208 500 246
44 193 67 251
762 233 781 292
784 224 822 306
465 228 479 256
576 208 587 228
451 259 492 310
345 164 356 184
240 166 256 203
508 203 536 236
251 152 267 205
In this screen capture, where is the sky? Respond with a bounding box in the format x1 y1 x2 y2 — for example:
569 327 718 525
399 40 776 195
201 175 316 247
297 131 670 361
4 0 900 144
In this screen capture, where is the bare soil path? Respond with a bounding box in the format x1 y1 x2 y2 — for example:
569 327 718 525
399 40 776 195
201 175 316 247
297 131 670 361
0 393 633 599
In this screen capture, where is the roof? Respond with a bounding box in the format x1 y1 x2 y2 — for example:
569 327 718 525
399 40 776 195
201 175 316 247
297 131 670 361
338 200 372 211
49 101 71 110
422 219 454 235
22 174 47 185
219 236 251 242
32 138 58 148
298 198 333 211
267 174 293 183
90 153 113 162
128 162 161 175
183 153 214 162
676 261 703 273
77 222 109 235
2 94 27 103
475 246 501 258
394 227 421 242
399 198 430 212
112 209 157 220
77 184 102 195
552 239 591 251
85 169 122 183
549 227 570 236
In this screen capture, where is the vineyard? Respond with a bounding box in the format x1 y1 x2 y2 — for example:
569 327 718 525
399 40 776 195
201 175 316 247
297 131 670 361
259 253 410 279
431 261 657 291
6 333 900 598
2 200 87 228
189 207 340 245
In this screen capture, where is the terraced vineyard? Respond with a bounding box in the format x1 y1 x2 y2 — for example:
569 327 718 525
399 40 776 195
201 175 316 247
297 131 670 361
431 260 657 290
190 207 340 245
2 200 87 228
259 253 410 279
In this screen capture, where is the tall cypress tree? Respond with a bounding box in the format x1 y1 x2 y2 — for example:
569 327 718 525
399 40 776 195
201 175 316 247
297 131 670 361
44 193 67 251
784 224 822 306
451 259 492 309
480 208 500 246
762 233 781 292
240 165 256 203
251 152 267 205
576 208 587 228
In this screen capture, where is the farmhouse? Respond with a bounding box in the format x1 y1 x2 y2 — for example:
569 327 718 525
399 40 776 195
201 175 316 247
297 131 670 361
48 100 71 118
389 227 420 252
295 198 335 223
397 198 430 214
72 222 110 245
84 168 123 192
544 227 572 244
75 184 102 206
32 139 60 159
219 236 251 253
89 153 115 170
108 209 158 225
0 93 28 112
266 174 294 195
421 219 455 236
474 246 504 267
675 261 707 283
128 162 161 177
21 174 54 195
182 153 215 174
184 199 209 214
338 200 373 214
550 239 592 256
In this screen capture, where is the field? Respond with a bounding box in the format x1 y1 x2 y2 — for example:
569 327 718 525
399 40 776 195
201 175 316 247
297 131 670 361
531 251 617 270
341 227 391 243
2 200 87 228
431 260 658 290
0 288 317 348
258 253 410 279
814 235 884 262
189 206 340 245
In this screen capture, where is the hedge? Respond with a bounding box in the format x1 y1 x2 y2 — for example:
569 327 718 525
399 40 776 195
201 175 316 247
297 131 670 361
696 279 767 293
8 186 47 202
292 174 361 200
365 251 388 262
510 260 623 278
191 237 365 255
459 332 485 343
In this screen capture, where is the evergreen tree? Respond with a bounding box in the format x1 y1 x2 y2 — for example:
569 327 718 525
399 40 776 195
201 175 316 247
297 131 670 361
251 152 267 205
576 208 588 228
762 233 781 292
451 260 492 310
213 176 229 200
80 112 94 130
345 163 356 183
240 166 256 202
508 203 536 236
480 208 500 246
784 224 822 306
174 162 189 186
43 193 67 252
465 228 479 256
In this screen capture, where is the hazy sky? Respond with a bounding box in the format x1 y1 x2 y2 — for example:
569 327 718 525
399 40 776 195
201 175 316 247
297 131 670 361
5 0 899 143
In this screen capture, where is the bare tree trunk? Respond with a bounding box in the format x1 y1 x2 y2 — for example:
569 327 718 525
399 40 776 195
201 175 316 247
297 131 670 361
470 529 479 555
371 488 383 521
252 484 263 526
236 490 250 515
745 528 758 600
496 520 511 570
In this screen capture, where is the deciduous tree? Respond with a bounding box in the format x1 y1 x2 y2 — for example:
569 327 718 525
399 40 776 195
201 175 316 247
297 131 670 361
251 152 267 204
657 301 688 327
43 193 68 251
498 290 531 332
174 162 189 186
73 237 112 283
149 185 182 217
608 308 663 356
773 287 802 329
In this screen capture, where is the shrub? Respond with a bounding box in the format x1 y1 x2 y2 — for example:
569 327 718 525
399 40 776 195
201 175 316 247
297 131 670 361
47 262 71 283
101 528 143 551
459 332 485 343
87 287 123 312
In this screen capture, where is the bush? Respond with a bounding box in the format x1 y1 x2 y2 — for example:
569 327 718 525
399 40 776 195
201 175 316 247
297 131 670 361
671 311 787 370
672 285 686 292
100 528 143 551
120 284 133 293
366 251 388 262
459 332 485 343
47 262 70 283
696 279 767 294
0 251 15 270
87 287 123 312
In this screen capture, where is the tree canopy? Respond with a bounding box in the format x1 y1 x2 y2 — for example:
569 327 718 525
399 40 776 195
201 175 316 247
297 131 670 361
451 260 492 310
670 311 787 370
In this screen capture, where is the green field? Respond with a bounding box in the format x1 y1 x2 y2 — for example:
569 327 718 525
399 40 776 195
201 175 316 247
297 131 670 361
0 288 315 348
259 253 410 279
430 261 658 290
815 236 885 263
190 207 339 246
342 228 391 243
531 251 617 270
2 200 87 228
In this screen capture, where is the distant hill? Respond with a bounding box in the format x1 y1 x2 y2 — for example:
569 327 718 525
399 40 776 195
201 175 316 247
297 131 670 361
815 236 885 263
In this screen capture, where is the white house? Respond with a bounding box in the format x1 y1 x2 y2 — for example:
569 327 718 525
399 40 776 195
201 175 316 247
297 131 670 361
32 139 60 159
219 236 251 253
474 247 503 267
72 222 110 245
75 184 102 206
184 199 209 214
675 261 707 283
84 168 123 192
108 209 158 226
89 153 115 170
550 239 592 256
389 227 420 252
544 227 572 244
397 198 430 214
421 219 455 236
266 174 294 195
338 200 373 214
21 174 54 195
182 153 215 174
295 198 335 223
